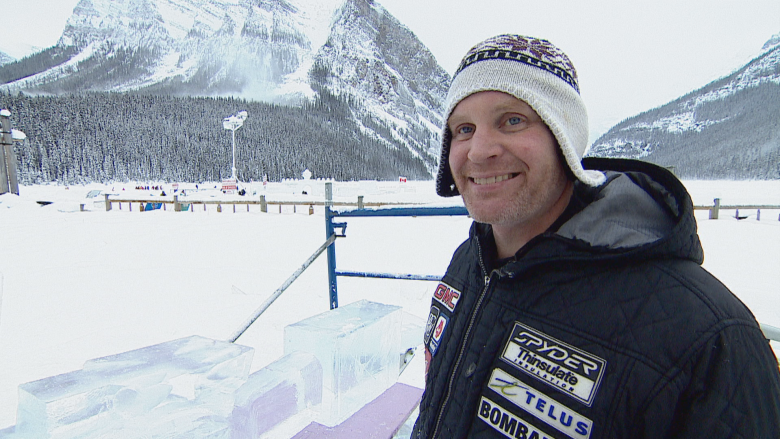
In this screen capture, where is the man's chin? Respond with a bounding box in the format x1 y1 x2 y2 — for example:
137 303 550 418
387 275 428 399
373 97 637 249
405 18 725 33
462 198 512 225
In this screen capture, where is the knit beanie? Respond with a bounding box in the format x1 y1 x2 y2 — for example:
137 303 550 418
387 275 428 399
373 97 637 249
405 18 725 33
435 34 606 197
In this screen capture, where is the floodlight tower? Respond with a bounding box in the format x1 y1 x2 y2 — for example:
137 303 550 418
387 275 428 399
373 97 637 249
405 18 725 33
1 109 26 195
222 110 248 179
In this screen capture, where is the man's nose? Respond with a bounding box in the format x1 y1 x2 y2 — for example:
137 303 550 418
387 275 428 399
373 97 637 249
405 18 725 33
467 128 503 163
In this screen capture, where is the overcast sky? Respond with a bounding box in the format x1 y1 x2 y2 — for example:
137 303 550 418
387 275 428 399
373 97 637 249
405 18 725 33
0 0 778 142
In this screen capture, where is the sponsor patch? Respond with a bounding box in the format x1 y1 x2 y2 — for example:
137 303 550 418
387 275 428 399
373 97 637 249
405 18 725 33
488 368 593 439
501 323 606 406
478 396 553 439
432 282 461 312
424 306 441 345
424 346 432 377
428 314 449 355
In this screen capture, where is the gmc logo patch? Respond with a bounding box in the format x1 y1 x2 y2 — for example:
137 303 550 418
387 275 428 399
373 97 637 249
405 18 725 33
433 282 461 312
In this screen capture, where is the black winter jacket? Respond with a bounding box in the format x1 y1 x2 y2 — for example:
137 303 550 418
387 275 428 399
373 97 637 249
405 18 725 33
413 158 780 439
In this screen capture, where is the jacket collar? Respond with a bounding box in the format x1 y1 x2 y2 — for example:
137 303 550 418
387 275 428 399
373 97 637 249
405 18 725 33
469 158 703 269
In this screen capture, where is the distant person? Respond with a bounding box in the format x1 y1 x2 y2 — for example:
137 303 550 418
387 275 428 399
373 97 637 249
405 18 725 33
413 34 780 438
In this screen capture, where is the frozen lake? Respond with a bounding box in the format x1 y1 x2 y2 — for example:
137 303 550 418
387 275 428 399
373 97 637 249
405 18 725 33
1 179 778 432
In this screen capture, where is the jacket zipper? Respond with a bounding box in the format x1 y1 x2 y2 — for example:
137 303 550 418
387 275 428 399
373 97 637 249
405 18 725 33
430 239 494 438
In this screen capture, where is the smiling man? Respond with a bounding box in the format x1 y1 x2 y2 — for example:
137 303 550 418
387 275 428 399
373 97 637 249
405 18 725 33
414 34 780 438
448 91 573 258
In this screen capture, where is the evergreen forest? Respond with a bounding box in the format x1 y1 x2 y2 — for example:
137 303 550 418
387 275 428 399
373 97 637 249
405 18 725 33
0 90 433 184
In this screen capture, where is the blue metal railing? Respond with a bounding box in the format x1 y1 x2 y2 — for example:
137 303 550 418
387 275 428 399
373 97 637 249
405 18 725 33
322 184 779 347
228 182 780 347
324 183 468 309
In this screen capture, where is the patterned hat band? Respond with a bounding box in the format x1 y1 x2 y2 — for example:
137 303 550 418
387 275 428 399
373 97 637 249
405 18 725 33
454 34 581 93
455 48 580 94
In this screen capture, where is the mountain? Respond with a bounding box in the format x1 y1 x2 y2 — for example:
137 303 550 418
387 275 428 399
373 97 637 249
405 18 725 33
0 0 449 180
763 32 780 52
588 33 780 179
0 51 14 66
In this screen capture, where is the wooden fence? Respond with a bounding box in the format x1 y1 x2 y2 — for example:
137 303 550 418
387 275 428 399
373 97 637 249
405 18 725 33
90 195 780 219
693 198 780 221
91 194 424 214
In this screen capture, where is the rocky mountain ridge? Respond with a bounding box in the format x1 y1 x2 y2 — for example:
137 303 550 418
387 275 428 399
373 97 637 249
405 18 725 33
0 51 14 66
588 32 780 179
0 0 449 177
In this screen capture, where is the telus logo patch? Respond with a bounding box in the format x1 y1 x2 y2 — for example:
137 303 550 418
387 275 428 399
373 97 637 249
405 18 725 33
488 368 593 439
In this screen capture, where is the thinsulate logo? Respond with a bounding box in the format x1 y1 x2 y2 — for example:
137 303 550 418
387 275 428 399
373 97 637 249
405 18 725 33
500 323 606 406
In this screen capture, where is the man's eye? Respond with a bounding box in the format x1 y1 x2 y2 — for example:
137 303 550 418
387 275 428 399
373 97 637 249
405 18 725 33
507 116 523 126
457 126 474 135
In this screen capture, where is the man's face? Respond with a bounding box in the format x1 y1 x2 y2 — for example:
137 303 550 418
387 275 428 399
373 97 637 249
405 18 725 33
448 91 571 230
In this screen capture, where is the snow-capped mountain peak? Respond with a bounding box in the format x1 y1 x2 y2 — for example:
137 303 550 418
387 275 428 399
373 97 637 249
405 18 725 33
762 32 780 52
52 0 347 102
0 0 450 176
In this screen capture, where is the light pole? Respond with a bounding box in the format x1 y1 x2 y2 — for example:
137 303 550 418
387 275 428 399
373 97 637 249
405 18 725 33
222 111 248 180
1 109 26 195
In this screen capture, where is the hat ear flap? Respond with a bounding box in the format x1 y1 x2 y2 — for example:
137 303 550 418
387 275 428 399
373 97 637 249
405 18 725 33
435 126 459 197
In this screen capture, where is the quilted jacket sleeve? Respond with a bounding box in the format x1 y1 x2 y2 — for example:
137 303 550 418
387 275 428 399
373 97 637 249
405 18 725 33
638 323 780 438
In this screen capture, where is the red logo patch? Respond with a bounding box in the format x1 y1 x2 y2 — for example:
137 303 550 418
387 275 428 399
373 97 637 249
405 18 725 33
433 283 461 312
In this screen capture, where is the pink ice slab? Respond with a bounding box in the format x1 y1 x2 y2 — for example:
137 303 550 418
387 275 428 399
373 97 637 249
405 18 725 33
292 383 423 439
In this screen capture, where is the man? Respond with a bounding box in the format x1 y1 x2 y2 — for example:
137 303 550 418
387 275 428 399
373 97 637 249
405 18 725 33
414 34 780 438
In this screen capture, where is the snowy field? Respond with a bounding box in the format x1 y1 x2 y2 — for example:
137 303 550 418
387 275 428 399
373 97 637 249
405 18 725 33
1 179 779 432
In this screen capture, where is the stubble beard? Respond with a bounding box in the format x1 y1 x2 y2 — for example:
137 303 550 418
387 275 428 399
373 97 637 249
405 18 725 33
460 183 540 227
456 166 570 228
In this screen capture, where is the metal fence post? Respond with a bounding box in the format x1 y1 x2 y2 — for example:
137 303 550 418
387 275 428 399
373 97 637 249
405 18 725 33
709 198 720 220
325 182 338 309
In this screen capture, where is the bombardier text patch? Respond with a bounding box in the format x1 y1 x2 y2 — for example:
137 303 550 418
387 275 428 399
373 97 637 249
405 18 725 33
488 368 593 439
501 323 606 406
478 396 553 439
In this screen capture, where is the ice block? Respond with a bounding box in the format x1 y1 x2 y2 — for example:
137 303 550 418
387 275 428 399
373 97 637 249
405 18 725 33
399 312 425 370
230 352 322 438
284 300 402 427
15 336 253 438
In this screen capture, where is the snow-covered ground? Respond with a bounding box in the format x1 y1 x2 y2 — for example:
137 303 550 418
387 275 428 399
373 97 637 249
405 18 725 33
0 179 779 432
